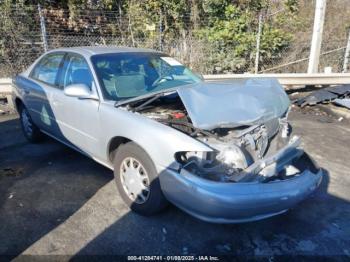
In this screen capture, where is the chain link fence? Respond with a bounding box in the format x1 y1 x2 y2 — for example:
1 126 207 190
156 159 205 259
1 1 349 78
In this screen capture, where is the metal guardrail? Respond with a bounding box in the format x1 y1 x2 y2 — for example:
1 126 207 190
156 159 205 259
0 78 13 94
0 78 14 109
1 73 350 95
203 73 350 87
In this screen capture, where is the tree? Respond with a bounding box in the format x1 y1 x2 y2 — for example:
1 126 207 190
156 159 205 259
197 0 297 73
0 0 39 76
0 0 301 76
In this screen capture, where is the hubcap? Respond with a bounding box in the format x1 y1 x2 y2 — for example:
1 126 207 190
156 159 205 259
21 109 33 136
120 157 150 204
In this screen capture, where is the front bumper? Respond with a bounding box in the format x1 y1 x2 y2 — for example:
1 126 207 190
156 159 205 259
158 151 323 223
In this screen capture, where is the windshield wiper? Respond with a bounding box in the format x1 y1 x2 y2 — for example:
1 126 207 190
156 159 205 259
130 93 165 112
114 89 177 111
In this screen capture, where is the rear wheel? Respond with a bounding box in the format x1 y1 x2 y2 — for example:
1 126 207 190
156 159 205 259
19 106 43 143
113 142 168 216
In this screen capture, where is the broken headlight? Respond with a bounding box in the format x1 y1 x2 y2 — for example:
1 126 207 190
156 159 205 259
215 145 248 169
174 146 250 182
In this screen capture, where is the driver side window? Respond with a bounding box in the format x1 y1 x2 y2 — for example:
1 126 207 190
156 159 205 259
60 54 93 89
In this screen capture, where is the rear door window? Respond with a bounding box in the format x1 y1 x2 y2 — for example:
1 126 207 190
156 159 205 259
30 53 65 86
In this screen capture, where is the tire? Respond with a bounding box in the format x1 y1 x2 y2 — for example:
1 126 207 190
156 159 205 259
19 105 43 143
113 142 168 216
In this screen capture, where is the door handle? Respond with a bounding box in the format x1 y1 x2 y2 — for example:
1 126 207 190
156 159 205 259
24 89 30 94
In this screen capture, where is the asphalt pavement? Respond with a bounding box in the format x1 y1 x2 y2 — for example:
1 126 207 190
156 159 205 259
0 109 349 259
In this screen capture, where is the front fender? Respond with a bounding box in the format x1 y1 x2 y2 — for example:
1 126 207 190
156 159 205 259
99 103 212 169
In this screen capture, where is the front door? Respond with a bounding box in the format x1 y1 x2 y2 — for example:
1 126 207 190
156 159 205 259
51 53 101 157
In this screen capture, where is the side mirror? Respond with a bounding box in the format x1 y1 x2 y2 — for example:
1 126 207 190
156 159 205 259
64 84 97 100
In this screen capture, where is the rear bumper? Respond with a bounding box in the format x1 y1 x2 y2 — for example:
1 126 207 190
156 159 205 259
158 161 323 224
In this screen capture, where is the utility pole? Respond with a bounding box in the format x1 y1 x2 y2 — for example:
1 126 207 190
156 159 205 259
307 0 327 74
254 12 263 74
343 29 350 72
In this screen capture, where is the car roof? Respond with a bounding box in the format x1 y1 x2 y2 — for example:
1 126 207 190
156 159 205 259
50 46 162 57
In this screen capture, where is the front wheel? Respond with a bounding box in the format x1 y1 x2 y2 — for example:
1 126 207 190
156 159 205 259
19 106 43 143
113 142 168 216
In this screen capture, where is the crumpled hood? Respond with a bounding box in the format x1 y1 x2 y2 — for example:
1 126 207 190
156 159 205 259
176 78 290 130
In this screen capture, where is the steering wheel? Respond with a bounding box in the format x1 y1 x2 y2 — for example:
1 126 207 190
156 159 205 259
151 74 174 89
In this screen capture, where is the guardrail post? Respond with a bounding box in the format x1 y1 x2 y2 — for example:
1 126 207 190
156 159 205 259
6 94 14 110
38 4 48 52
159 10 163 51
0 79 15 110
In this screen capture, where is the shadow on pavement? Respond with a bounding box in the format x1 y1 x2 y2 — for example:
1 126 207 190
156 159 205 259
0 117 113 259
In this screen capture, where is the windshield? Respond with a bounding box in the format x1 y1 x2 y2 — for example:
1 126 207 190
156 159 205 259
91 52 202 101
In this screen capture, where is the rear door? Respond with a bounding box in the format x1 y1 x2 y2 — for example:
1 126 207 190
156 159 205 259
52 53 101 156
27 52 65 137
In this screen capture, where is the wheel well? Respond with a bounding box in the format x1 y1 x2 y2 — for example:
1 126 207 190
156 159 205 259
15 98 23 111
108 136 131 162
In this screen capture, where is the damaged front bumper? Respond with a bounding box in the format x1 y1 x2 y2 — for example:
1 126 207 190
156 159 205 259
158 138 323 223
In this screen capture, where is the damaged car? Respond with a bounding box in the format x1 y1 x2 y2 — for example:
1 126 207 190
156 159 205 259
13 47 323 223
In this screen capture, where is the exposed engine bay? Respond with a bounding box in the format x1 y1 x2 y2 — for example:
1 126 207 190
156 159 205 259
130 95 304 183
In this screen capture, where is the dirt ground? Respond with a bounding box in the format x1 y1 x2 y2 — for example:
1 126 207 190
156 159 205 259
0 109 350 259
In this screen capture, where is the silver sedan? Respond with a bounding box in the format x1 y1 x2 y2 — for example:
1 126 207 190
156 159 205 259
13 47 323 223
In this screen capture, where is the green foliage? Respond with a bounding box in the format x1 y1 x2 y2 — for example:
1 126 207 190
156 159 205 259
197 1 295 72
285 0 299 13
0 0 39 75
